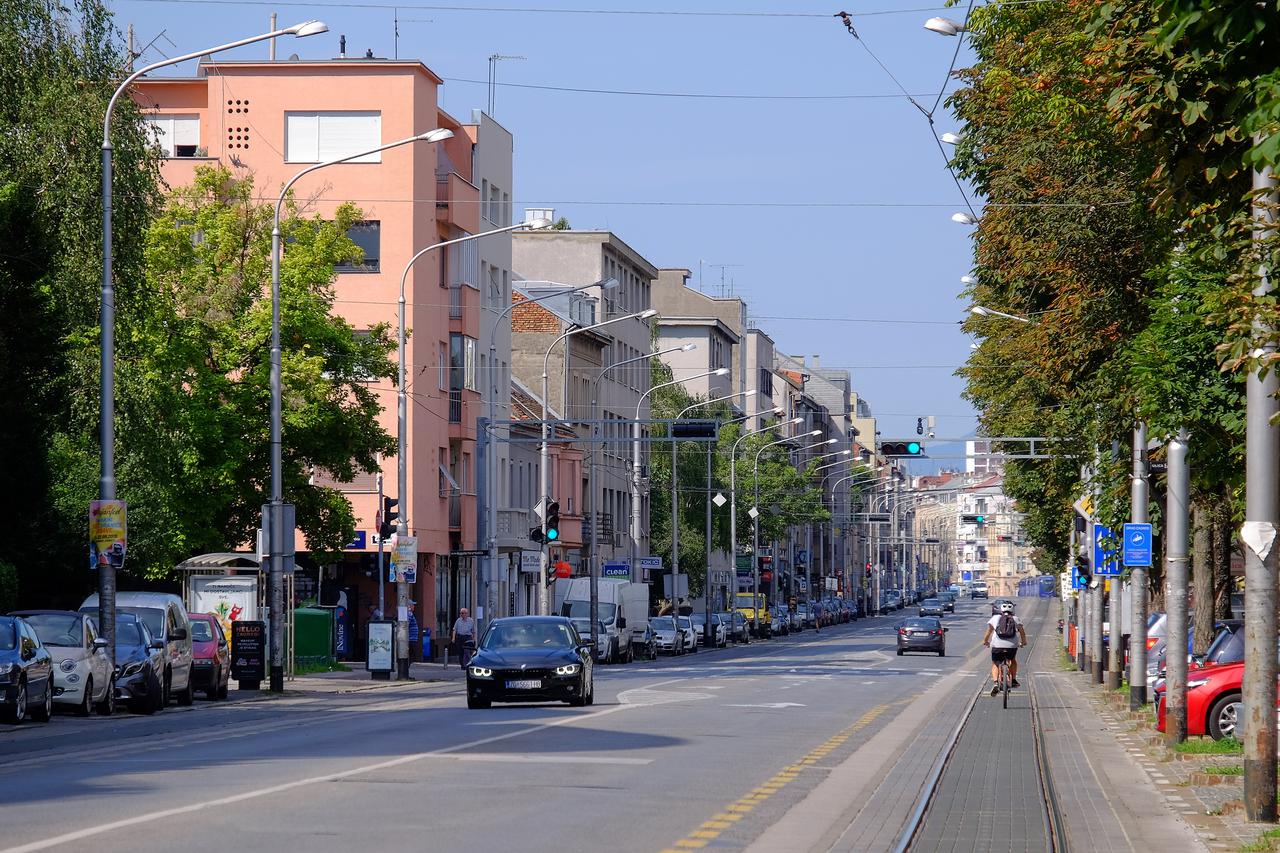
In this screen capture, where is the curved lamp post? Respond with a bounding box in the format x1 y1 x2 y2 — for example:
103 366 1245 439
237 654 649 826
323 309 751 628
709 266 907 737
98 19 328 675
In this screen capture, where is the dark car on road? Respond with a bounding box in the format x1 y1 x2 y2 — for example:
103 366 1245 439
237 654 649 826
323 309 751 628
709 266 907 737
918 598 946 618
188 613 230 700
936 592 957 613
465 616 594 709
112 614 165 714
0 615 54 724
897 618 947 656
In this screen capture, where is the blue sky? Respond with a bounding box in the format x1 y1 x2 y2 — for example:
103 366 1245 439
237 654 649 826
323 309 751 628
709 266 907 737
109 0 980 463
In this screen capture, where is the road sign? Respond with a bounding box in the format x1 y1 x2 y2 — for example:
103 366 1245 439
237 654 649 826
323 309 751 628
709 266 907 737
1122 523 1153 567
1093 524 1121 576
602 562 630 578
1073 494 1096 520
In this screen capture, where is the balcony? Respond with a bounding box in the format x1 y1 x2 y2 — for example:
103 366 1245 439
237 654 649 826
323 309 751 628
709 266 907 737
448 390 463 423
436 172 480 234
495 508 532 552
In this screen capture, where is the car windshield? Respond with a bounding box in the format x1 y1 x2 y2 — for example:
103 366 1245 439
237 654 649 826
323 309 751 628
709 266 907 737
1206 627 1244 663
569 619 604 635
923 599 941 606
190 620 215 642
118 607 164 637
562 601 618 622
481 621 575 650
23 614 81 647
650 617 674 631
115 622 145 647
0 618 15 651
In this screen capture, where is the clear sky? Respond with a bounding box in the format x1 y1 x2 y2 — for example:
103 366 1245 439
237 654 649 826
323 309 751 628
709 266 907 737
108 0 980 464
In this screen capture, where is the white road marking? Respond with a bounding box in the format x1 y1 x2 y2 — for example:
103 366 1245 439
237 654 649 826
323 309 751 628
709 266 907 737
0 678 688 853
725 702 806 709
442 753 652 766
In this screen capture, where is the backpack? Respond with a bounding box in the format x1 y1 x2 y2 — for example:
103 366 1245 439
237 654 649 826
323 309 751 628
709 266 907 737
995 614 1017 640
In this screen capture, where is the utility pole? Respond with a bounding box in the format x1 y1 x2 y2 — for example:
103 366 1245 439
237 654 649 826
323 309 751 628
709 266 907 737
1129 422 1149 708
1164 429 1190 745
1243 155 1278 821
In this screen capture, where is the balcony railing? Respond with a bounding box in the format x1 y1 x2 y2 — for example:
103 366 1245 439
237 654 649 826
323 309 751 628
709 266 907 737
448 389 463 423
436 172 480 235
449 284 463 319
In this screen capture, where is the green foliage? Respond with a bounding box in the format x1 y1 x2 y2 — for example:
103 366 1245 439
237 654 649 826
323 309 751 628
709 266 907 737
549 217 572 231
0 560 17 613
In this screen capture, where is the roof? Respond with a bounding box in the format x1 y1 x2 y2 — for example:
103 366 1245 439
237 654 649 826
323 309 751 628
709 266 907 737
966 473 1005 492
510 378 577 440
193 58 445 85
513 230 660 279
657 316 738 340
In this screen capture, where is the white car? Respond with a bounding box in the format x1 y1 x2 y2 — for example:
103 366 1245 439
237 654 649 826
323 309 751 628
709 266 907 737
649 617 686 655
12 610 115 716
692 613 727 648
677 616 699 653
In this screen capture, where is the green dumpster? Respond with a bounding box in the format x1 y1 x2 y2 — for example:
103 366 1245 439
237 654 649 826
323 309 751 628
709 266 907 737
294 606 334 669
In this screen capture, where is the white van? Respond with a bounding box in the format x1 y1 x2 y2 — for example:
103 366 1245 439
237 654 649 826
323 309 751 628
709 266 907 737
559 578 649 663
82 592 194 705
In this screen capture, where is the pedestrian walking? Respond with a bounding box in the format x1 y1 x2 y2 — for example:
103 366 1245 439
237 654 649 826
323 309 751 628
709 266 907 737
451 608 476 669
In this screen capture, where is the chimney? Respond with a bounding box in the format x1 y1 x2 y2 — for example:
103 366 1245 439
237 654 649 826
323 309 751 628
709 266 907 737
812 354 820 368
339 34 346 58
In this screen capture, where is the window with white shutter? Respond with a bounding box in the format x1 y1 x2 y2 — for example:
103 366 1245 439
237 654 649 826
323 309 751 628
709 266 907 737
146 115 200 157
285 112 382 163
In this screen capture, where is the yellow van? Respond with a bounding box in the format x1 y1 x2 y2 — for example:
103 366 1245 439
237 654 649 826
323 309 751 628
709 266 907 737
735 592 771 638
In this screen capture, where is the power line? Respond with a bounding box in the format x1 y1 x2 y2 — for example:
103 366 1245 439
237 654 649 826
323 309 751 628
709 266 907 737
246 193 1125 209
113 0 946 16
442 76 929 101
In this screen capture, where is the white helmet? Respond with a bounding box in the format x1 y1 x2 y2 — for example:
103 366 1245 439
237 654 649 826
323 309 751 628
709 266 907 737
999 601 1015 614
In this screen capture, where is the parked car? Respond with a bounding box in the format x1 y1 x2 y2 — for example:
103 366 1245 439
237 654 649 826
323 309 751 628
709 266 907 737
970 584 989 599
1194 621 1244 670
569 618 614 664
82 592 193 706
649 616 686 655
691 613 727 648
897 617 947 657
630 623 658 661
937 592 957 613
918 598 946 618
112 613 165 714
188 613 231 699
677 616 699 653
464 616 593 709
724 611 751 644
0 615 54 724
735 592 771 639
10 610 114 716
769 607 789 637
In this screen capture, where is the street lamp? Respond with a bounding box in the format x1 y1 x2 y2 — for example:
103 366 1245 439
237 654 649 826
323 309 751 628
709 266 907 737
969 305 1032 323
266 126 453 690
940 132 963 145
952 212 980 225
389 217 551 675
581 342 695 650
538 307 659 613
628 367 730 585
670 389 754 635
924 16 966 35
961 275 978 287
97 19 328 673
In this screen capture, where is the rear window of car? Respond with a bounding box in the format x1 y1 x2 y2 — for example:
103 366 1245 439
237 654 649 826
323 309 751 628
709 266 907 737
903 618 940 630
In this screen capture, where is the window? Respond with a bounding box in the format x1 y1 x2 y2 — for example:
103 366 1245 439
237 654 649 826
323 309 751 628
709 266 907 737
759 368 774 398
481 179 490 222
450 333 477 391
336 221 380 272
147 114 199 157
502 191 511 226
285 112 382 163
449 238 478 288
438 342 449 390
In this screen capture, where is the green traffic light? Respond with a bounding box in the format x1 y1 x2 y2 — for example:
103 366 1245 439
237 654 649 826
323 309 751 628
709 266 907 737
907 441 921 454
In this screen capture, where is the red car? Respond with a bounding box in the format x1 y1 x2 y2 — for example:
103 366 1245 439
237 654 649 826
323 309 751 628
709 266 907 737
188 613 230 700
1155 661 1280 740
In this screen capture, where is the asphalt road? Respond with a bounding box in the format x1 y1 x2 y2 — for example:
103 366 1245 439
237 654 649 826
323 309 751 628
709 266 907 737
0 598 1028 853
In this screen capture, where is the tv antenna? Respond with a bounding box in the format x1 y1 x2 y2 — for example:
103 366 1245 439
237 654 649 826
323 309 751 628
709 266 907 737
488 54 526 115
394 10 433 60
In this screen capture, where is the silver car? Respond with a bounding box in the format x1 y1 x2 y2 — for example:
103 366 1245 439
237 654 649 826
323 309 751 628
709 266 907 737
649 617 686 655
11 610 115 716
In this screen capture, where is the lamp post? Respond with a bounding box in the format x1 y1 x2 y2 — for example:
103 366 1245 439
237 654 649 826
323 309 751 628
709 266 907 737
484 274 615 621
268 126 453 690
671 390 754 646
539 307 658 614
393 217 549 675
98 19 328 674
728 416 800 634
583 343 694 656
752 430 821 632
969 305 1032 323
628 368 729 585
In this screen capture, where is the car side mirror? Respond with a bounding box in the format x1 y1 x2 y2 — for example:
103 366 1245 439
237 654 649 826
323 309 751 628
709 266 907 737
618 617 626 629
943 628 949 632
171 628 188 641
92 637 109 650
149 640 165 650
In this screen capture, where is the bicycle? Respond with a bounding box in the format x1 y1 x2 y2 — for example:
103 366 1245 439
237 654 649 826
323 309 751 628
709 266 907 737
996 657 1012 709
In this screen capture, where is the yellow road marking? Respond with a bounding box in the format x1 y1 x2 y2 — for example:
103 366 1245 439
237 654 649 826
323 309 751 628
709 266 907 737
659 703 891 851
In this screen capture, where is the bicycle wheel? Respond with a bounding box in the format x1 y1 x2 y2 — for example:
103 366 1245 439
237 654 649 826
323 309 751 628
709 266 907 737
1001 666 1010 709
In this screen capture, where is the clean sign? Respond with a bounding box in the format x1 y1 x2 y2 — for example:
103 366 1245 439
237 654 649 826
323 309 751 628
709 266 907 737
1122 523 1153 567
1093 524 1122 576
602 562 630 578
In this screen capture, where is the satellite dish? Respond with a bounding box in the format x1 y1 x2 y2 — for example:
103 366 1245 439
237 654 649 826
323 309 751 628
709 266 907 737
288 53 300 61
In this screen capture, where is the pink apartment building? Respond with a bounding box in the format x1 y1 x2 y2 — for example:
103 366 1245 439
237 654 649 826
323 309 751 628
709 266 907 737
134 54 491 658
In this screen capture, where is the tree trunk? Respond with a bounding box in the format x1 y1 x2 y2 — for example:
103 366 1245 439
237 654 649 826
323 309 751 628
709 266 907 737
1212 498 1234 619
1192 500 1215 655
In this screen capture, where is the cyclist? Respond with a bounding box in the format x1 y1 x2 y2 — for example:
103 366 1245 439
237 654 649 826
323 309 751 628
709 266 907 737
983 600 1027 695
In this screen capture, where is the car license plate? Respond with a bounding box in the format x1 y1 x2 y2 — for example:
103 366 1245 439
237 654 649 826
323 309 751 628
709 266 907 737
912 632 929 637
506 679 541 689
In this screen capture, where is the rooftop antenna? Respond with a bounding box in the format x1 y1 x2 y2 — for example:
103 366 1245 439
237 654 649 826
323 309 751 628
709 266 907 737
488 53 526 115
705 263 743 297
393 11 433 60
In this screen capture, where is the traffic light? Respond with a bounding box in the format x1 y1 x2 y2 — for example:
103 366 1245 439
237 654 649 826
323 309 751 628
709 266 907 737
545 501 561 542
865 562 873 580
881 441 925 457
379 497 399 538
529 526 545 544
960 513 986 525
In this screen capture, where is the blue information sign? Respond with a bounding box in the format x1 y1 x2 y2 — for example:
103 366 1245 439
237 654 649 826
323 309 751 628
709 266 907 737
1071 567 1088 589
1093 524 1122 576
602 562 630 578
1122 523 1153 567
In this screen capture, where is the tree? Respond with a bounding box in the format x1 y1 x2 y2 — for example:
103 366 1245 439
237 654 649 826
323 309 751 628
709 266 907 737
118 165 399 575
0 0 161 604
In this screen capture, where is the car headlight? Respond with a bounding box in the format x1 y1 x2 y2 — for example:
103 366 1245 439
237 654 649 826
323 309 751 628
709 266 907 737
554 664 581 676
122 662 144 677
60 659 76 674
0 666 14 684
467 666 493 679
1187 678 1210 689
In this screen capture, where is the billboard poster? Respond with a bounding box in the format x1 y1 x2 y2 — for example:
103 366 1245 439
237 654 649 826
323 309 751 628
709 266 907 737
366 620 394 672
231 620 266 686
89 500 127 570
190 576 258 641
390 535 418 583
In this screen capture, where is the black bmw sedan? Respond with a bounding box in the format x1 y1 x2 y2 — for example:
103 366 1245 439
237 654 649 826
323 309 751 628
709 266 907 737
466 616 594 709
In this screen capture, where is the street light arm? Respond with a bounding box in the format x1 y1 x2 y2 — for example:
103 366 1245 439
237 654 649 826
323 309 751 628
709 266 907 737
104 22 327 143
